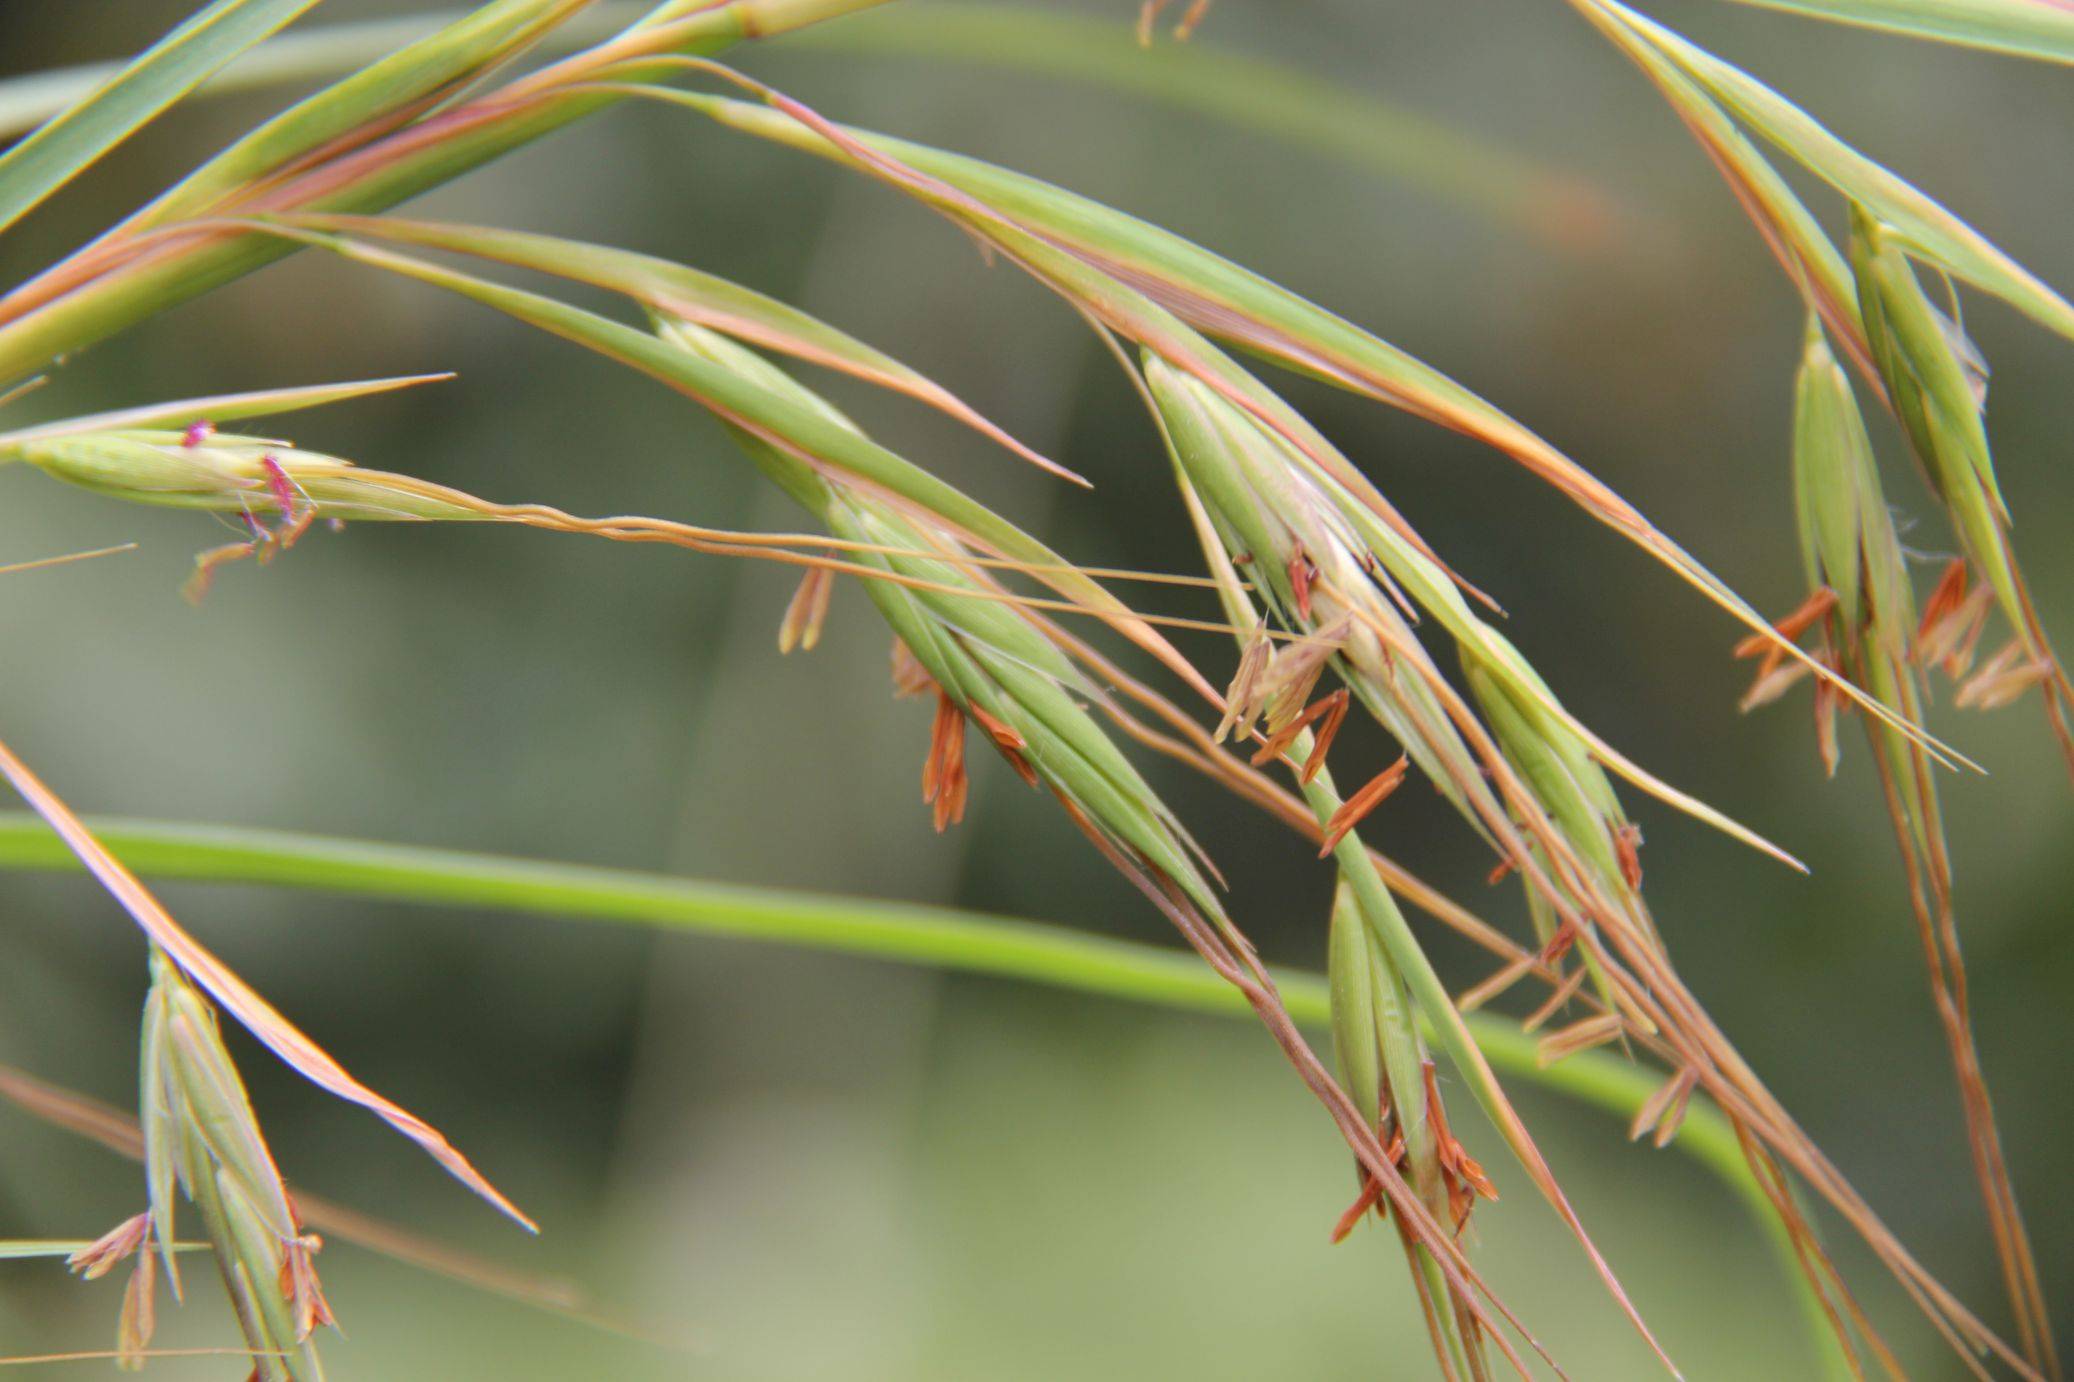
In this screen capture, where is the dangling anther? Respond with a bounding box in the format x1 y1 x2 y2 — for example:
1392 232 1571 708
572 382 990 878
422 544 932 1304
778 566 835 654
1288 545 1318 621
1248 689 1348 784
889 638 933 699
1318 756 1409 856
1613 822 1644 892
1733 587 1837 677
921 691 970 831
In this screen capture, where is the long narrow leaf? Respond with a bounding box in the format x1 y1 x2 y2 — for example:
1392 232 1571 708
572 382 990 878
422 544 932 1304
0 4 1625 253
130 0 593 230
0 806 1832 1367
249 222 1217 697
280 215 1079 482
1722 0 2074 64
1596 0 2074 341
0 736 534 1232
0 374 448 444
784 5 1629 251
0 0 324 237
0 14 487 139
0 1 882 389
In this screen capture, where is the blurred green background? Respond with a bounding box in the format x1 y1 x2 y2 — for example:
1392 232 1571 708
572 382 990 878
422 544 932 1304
0 1 2068 1375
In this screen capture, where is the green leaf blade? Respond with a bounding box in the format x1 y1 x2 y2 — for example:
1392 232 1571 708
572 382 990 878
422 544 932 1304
0 806 1809 1363
0 373 449 447
1723 0 2074 64
787 4 1627 252
131 0 594 230
284 214 1079 482
0 0 325 237
1598 0 2074 341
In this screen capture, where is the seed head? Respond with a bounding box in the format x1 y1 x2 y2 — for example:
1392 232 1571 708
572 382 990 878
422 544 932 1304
1325 881 1456 1244
654 315 1221 910
5 426 494 601
141 948 327 1380
1462 632 1640 927
1747 318 1928 776
1850 209 2001 526
1846 210 2069 742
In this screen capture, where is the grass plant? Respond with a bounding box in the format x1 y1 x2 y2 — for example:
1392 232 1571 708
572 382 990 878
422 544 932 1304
0 2 2065 1375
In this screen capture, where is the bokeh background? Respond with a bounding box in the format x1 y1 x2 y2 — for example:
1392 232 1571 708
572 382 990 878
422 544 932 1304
0 1 2068 1375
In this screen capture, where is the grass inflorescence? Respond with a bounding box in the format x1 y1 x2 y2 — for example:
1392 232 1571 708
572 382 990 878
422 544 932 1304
1 1 2068 1376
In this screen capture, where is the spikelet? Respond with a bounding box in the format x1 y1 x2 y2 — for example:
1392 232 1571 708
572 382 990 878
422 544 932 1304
1739 314 2054 1374
140 948 329 1380
1848 208 2074 771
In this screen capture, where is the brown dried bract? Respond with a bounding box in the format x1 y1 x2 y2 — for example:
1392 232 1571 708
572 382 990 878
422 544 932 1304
117 1244 156 1367
1738 659 1812 712
1813 667 1842 775
1535 1013 1626 1068
969 702 1039 786
1915 559 1970 651
1425 1063 1497 1234
1538 921 1580 967
1329 1125 1408 1245
1214 620 1273 743
1649 1073 1701 1149
1629 1066 1701 1146
1259 615 1351 736
1298 691 1351 784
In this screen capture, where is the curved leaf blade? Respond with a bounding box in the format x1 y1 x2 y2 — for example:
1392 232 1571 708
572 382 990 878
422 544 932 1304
1596 0 2074 340
0 5 1626 252
0 808 1840 1368
785 4 1630 253
252 220 1215 694
0 735 535 1233
279 214 1082 483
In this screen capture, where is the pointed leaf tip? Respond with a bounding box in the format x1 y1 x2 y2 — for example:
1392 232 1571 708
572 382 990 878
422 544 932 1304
0 735 536 1233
